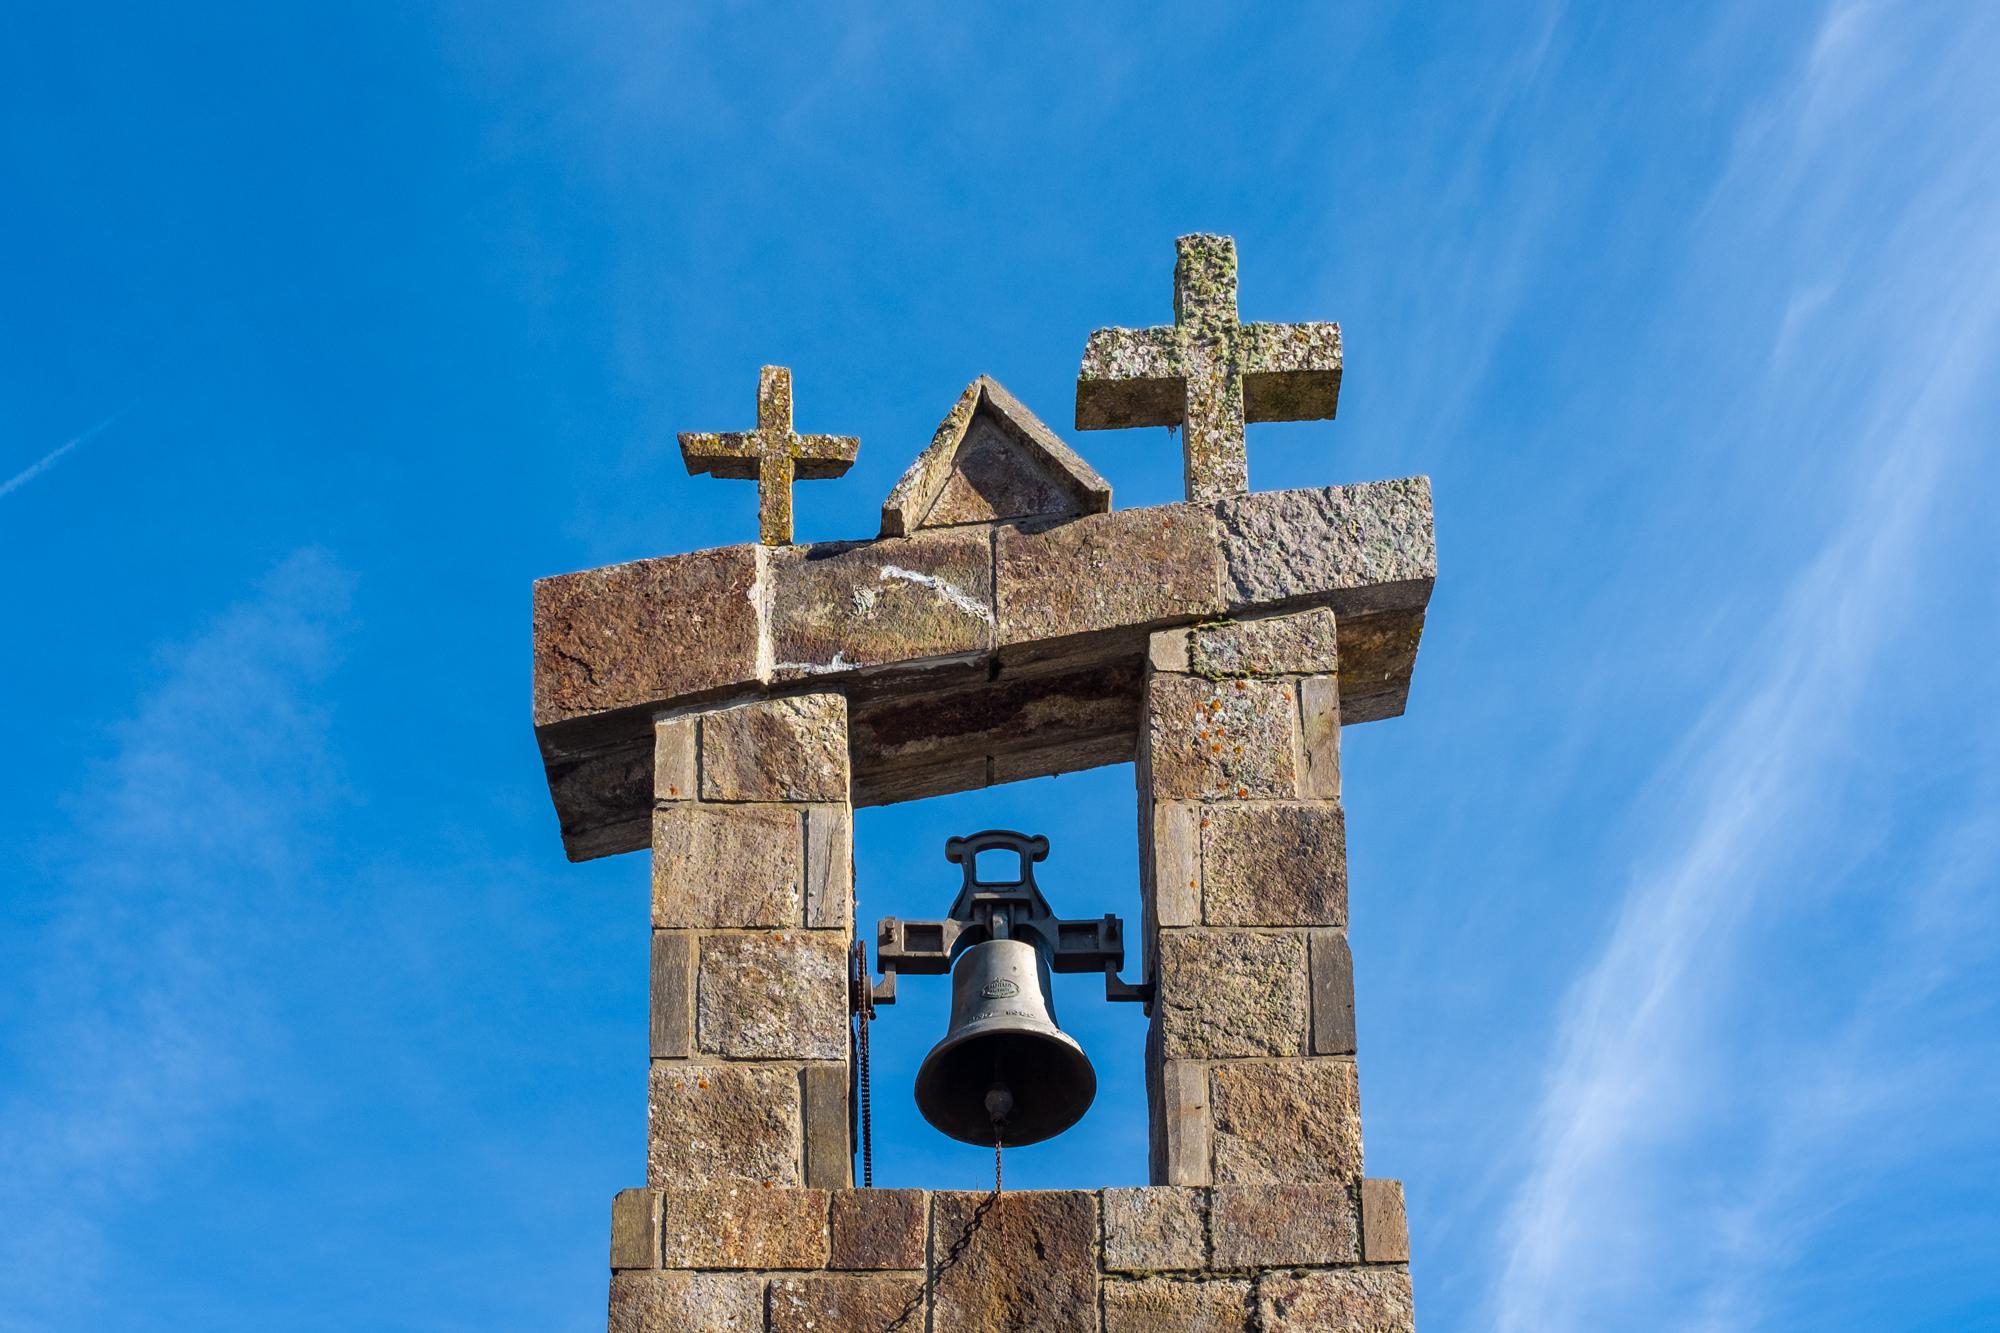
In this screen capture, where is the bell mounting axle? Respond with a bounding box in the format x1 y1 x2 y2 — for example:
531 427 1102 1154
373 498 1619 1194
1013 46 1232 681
868 829 1151 1148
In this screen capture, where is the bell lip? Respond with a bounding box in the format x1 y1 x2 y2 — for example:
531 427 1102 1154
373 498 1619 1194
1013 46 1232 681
913 1018 1098 1148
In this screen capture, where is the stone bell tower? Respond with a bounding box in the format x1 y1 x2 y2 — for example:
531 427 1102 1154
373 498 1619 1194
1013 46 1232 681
529 235 1435 1330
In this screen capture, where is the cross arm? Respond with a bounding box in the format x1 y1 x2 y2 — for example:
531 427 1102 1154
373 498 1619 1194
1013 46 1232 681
1075 325 1185 430
1240 321 1344 424
677 432 763 479
790 433 861 479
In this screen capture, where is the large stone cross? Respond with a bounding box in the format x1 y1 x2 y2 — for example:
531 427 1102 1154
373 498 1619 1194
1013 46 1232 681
1075 234 1343 503
678 365 859 545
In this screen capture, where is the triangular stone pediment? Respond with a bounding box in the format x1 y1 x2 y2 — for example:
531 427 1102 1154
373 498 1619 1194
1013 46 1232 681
881 376 1112 537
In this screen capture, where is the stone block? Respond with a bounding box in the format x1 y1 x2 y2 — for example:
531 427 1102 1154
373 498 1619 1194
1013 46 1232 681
1103 1277 1254 1332
609 1188 661 1270
1190 608 1339 677
652 805 800 929
1148 627 1191 674
996 502 1222 647
1102 1186 1207 1272
770 527 994 678
608 1269 763 1332
1149 801 1201 929
829 1189 927 1270
1210 1060 1363 1185
648 931 691 1060
1256 1267 1415 1332
801 1063 851 1190
768 1274 925 1333
804 804 852 929
1210 1183 1359 1268
1361 1179 1410 1263
1145 675 1297 801
653 715 696 802
1156 930 1306 1059
699 694 850 803
696 932 847 1060
1216 477 1435 614
1151 1055 1211 1187
1299 674 1342 799
1311 929 1358 1056
1201 803 1346 927
931 1191 1097 1331
647 1063 801 1187
658 1185 829 1270
533 544 761 727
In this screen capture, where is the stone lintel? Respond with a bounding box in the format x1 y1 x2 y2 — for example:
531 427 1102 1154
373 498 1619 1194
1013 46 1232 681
536 478 1432 859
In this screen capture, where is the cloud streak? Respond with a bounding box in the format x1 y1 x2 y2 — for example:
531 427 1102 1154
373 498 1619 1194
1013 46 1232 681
0 411 122 501
1493 3 2000 1328
0 550 352 1330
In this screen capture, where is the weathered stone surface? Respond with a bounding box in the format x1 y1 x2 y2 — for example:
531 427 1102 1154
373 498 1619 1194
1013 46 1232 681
547 743 653 862
1210 1183 1359 1268
1157 929 1306 1058
849 659 1141 805
829 1189 927 1270
647 1063 801 1187
1210 1060 1363 1185
1217 477 1434 613
1256 1267 1415 1332
1299 674 1342 799
1190 608 1339 677
653 715 696 802
996 502 1221 647
883 376 1111 535
608 1269 762 1332
768 1274 925 1333
609 1188 661 1270
1103 1186 1207 1272
931 1191 1097 1331
1201 803 1346 926
658 1185 829 1269
649 931 691 1059
1152 1056 1212 1187
1103 1277 1254 1332
1145 675 1297 801
803 804 851 929
1149 801 1201 929
1361 1178 1410 1263
1149 626 1192 674
679 364 859 547
652 805 800 929
1311 928 1358 1056
772 527 994 678
801 1063 851 1190
696 932 847 1060
698 694 849 801
535 479 1433 862
533 544 760 727
1075 234 1342 504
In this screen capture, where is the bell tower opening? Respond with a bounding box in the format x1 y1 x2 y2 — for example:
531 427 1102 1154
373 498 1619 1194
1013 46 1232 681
853 763 1148 1192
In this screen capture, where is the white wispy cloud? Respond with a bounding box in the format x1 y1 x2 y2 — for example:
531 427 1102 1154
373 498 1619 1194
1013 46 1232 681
1493 3 2000 1328
0 550 353 1330
0 412 122 502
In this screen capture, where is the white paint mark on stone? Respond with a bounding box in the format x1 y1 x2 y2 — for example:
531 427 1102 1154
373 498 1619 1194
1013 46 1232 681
877 564 993 623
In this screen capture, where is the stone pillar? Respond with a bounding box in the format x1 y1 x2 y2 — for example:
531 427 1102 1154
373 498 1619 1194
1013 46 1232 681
1137 608 1357 1189
645 690 855 1193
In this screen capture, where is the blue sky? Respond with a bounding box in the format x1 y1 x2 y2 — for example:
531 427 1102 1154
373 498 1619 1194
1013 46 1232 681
3 3 1997 1330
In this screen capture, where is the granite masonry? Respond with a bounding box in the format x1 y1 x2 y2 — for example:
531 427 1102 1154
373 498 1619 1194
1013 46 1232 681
536 236 1430 1330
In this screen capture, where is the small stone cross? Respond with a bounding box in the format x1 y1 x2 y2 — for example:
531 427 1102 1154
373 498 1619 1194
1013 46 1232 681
1074 234 1343 503
679 366 860 546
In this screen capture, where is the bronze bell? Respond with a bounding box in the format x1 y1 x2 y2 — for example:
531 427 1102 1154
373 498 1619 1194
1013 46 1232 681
872 830 1151 1150
915 937 1096 1147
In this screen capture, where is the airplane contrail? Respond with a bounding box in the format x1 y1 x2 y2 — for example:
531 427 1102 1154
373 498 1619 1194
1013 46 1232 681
0 412 122 502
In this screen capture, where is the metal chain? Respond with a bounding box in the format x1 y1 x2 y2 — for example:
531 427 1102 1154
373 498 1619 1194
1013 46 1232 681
880 1134 1004 1333
849 940 874 1189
